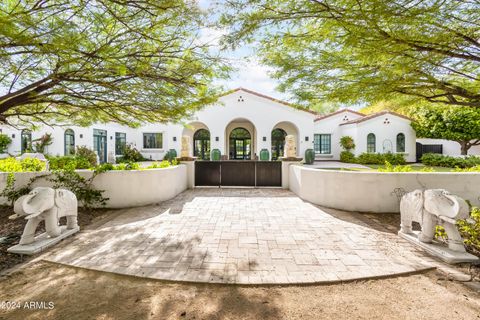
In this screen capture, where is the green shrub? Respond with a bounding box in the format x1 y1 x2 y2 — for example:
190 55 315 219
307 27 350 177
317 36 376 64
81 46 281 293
95 162 115 172
0 157 46 172
75 146 98 167
357 153 406 165
421 153 480 168
457 207 480 255
114 162 140 170
117 144 144 163
47 156 92 170
340 136 355 151
0 134 12 153
340 151 356 163
147 160 171 169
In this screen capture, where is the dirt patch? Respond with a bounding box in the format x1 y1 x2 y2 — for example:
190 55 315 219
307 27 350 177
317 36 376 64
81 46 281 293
0 261 479 320
0 206 110 272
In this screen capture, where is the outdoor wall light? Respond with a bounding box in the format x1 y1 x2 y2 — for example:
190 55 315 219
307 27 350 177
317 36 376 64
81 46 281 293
305 136 309 142
263 136 266 141
110 136 113 140
79 134 83 138
215 136 219 141
173 136 177 142
11 134 15 138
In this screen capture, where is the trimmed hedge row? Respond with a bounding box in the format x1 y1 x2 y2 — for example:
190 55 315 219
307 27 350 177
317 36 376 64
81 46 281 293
340 152 406 165
421 153 480 168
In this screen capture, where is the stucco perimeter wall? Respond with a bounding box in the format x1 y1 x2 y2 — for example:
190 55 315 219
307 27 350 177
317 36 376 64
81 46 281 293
0 165 187 208
289 165 480 213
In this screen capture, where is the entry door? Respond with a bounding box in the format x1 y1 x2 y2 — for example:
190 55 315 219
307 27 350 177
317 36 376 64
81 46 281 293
231 138 251 160
93 129 107 163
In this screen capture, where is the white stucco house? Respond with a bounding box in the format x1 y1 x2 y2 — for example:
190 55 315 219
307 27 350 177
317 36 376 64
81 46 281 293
0 88 475 163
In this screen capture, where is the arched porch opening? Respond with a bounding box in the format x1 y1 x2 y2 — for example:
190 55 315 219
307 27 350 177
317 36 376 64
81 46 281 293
271 128 287 160
182 121 210 158
271 121 299 158
224 118 257 160
193 128 210 160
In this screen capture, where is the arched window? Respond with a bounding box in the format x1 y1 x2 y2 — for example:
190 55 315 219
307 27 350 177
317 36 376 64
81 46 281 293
271 128 287 160
193 129 210 160
367 133 376 153
21 130 32 153
229 127 251 160
396 133 405 153
64 129 75 156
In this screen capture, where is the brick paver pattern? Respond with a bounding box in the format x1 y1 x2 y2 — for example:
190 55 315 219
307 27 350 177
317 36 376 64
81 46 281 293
44 189 437 284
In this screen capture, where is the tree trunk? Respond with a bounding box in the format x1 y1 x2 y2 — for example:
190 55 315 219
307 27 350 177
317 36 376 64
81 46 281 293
458 141 469 155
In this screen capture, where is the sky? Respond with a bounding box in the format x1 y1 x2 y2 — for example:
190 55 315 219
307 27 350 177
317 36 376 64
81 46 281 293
197 0 289 101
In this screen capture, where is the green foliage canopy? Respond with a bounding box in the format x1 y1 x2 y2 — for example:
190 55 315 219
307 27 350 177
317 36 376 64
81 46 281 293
412 106 480 154
0 0 227 126
221 0 480 109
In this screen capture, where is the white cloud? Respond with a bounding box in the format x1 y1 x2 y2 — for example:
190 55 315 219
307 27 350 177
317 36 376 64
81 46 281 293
217 58 289 100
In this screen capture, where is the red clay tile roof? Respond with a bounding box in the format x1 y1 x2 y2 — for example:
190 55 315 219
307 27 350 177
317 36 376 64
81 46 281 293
220 87 318 115
314 109 365 122
339 111 412 126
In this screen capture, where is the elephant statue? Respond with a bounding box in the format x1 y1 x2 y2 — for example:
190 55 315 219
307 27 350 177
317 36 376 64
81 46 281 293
9 187 78 245
400 189 469 252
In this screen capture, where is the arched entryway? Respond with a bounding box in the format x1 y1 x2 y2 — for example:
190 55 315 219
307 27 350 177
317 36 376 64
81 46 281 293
193 129 210 160
182 121 210 158
271 121 299 158
271 128 287 160
229 128 251 160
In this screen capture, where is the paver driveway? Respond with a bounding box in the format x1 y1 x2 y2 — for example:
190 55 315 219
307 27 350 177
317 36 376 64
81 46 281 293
44 188 437 284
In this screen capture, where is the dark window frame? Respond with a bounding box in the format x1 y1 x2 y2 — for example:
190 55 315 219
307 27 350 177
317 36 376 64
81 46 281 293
64 129 75 156
143 132 163 149
367 133 376 153
314 134 331 154
396 133 406 153
115 132 127 155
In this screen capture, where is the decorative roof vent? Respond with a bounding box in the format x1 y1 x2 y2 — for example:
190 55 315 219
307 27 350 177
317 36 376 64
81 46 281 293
342 115 349 121
237 95 244 102
383 118 391 125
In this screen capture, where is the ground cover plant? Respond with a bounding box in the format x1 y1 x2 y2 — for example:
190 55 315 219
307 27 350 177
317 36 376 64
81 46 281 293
0 157 46 172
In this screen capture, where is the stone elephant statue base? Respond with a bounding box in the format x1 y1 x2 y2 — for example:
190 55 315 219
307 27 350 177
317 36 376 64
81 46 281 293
9 187 79 249
399 189 479 263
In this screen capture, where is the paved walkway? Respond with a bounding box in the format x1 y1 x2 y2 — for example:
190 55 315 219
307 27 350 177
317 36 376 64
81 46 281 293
44 189 437 284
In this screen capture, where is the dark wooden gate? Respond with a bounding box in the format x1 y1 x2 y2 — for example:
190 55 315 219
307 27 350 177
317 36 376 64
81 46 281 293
416 143 443 162
195 161 282 187
195 161 221 186
256 161 282 186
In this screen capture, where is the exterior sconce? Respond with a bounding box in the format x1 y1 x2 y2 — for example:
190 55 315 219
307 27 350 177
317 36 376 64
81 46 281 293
110 136 113 140
80 134 83 138
215 136 219 141
263 136 266 141
11 134 15 138
173 136 177 142
305 136 309 142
